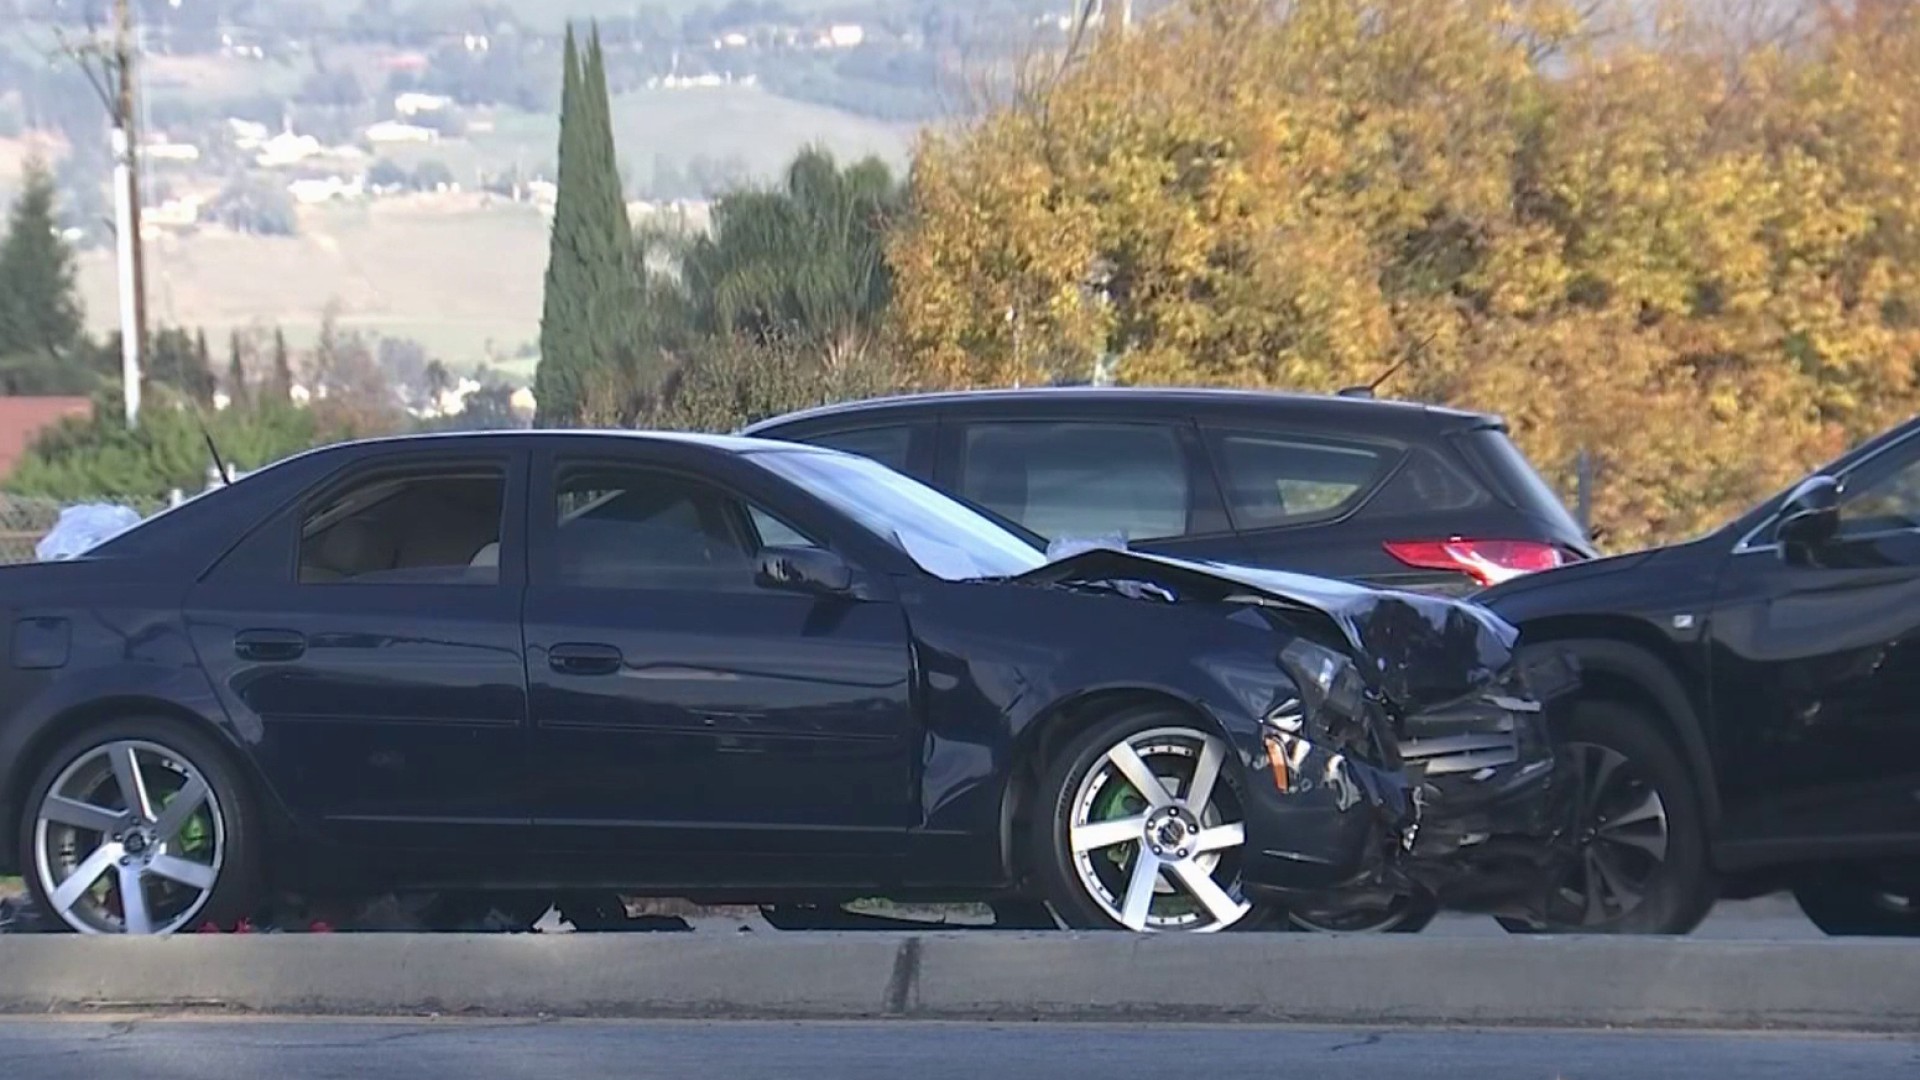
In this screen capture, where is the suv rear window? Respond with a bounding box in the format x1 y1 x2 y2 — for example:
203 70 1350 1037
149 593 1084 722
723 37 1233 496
802 426 912 473
1461 428 1586 539
1209 431 1392 529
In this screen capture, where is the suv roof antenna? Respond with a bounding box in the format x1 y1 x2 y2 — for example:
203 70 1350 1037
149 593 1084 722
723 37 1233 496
1337 331 1436 399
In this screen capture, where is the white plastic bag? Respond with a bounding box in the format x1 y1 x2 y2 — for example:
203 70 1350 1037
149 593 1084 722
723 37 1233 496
35 504 144 561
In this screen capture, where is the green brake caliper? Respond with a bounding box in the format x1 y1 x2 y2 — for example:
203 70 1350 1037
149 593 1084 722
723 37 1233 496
1095 784 1146 871
157 787 212 857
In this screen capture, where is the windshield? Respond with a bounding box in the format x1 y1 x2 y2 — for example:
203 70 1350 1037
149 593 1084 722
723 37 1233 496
753 449 1048 581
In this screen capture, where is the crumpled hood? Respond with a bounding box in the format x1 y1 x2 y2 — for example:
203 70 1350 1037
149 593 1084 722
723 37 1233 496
1014 548 1522 716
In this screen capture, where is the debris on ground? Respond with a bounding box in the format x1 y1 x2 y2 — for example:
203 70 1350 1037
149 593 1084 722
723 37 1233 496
0 895 49 934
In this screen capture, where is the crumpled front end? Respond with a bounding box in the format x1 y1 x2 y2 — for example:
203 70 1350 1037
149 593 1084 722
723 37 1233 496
1016 548 1581 917
1239 644 1581 918
1391 646 1581 915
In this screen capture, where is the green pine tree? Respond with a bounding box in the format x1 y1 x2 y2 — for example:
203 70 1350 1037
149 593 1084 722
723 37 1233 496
0 159 88 394
227 330 250 410
535 23 640 427
270 327 294 402
143 326 217 405
194 328 215 405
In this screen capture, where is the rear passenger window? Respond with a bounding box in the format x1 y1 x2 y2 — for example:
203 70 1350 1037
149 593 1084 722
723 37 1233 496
959 422 1189 541
300 468 505 585
809 426 911 473
1210 432 1391 529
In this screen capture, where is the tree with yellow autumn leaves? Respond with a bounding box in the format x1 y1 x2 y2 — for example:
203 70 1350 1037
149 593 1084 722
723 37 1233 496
888 0 1920 548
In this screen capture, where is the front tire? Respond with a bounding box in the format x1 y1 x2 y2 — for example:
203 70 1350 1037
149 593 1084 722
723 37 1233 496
1794 866 1920 937
1030 707 1267 933
20 717 260 935
1498 701 1713 935
1284 894 1437 934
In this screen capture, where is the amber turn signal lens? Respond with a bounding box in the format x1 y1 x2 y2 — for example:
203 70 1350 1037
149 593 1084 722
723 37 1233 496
1264 735 1291 793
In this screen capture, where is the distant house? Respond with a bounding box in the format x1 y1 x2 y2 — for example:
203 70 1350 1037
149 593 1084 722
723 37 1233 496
227 118 271 148
257 131 322 167
143 139 201 162
0 397 91 481
394 92 453 117
287 176 364 204
648 72 743 90
366 121 438 145
144 196 204 230
823 24 865 48
220 32 267 60
382 50 431 73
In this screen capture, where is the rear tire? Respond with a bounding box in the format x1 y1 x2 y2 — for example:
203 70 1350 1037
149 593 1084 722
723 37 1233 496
1497 701 1713 935
1794 866 1920 937
1030 706 1270 933
19 716 260 935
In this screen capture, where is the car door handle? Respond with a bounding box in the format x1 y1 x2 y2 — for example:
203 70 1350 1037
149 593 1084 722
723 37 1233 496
549 643 623 676
235 629 306 662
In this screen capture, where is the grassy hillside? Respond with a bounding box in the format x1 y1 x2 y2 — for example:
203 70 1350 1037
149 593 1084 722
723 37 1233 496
389 0 858 32
379 85 915 189
71 83 913 376
78 196 552 369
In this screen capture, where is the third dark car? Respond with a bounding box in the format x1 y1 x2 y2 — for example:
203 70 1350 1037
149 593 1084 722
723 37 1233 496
1481 414 1920 936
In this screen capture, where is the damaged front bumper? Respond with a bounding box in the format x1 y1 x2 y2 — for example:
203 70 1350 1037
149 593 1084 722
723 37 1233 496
1013 548 1583 923
1241 647 1582 920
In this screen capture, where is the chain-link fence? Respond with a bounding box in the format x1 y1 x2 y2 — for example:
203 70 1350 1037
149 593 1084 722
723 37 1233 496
0 494 163 565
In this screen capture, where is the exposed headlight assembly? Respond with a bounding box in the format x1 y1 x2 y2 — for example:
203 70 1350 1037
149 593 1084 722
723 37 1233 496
1277 638 1369 731
1255 639 1380 797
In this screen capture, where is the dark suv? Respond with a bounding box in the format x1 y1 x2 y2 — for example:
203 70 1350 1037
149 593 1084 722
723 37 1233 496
1481 414 1920 936
745 388 1595 593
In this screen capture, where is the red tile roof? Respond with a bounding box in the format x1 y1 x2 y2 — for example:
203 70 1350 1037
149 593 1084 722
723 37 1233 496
0 396 92 479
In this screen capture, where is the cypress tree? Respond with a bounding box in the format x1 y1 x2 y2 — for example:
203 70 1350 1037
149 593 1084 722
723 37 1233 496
270 327 294 402
227 330 250 410
194 328 215 405
535 23 637 426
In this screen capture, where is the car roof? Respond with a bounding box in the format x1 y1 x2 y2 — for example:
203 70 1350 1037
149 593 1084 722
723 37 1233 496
318 428 806 457
741 387 1498 434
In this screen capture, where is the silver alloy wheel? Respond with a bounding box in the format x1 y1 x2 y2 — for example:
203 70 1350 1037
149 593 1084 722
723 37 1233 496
1553 740 1671 926
32 739 226 935
1068 726 1252 932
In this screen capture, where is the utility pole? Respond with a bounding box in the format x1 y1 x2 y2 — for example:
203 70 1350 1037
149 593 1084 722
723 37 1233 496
1075 0 1134 34
111 0 149 428
58 0 148 428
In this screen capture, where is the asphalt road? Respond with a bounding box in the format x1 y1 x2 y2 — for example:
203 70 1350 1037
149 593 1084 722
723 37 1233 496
0 1018 1913 1080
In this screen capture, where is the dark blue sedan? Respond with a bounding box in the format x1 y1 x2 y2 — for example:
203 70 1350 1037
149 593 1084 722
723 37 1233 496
0 431 1565 934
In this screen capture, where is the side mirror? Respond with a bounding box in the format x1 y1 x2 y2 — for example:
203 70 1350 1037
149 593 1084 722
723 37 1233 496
1777 474 1841 558
755 546 854 597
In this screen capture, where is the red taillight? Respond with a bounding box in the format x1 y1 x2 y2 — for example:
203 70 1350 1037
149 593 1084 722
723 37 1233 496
1383 539 1565 587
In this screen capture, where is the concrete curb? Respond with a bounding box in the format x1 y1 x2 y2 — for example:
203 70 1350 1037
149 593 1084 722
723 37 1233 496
1 933 1916 1031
